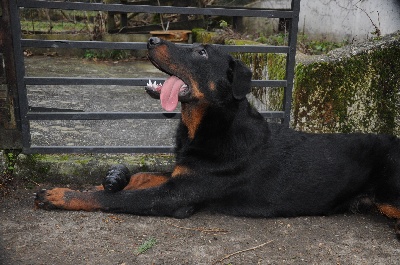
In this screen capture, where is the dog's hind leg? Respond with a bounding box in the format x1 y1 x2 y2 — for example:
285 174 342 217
97 164 169 192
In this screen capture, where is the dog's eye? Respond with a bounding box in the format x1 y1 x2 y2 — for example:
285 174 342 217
197 49 208 58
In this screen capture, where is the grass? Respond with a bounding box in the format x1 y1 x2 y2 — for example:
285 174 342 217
134 237 157 255
83 49 132 61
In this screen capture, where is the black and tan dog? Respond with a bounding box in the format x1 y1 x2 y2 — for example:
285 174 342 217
35 37 400 236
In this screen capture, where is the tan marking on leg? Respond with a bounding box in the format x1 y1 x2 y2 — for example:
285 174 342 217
123 173 168 190
172 165 191 177
181 102 208 139
377 204 400 219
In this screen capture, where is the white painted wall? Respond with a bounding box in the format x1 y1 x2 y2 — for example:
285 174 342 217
248 0 400 42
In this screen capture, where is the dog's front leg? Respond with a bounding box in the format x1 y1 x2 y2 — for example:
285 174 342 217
35 184 195 218
35 175 233 218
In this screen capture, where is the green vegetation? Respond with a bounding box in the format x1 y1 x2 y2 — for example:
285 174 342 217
255 32 288 46
20 20 89 33
20 9 98 33
255 33 348 55
6 151 17 172
297 35 349 55
83 49 132 60
232 52 286 111
134 237 157 255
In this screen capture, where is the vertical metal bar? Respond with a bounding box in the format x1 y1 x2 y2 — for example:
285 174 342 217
0 0 23 148
9 0 32 151
283 0 300 127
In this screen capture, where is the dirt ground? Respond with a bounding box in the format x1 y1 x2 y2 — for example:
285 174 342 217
1 187 400 265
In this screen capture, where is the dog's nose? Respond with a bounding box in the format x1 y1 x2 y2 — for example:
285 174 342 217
148 37 161 48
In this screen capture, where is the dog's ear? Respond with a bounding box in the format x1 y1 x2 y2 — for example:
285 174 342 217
229 59 252 100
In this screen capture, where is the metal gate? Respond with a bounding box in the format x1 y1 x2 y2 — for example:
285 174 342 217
5 0 300 154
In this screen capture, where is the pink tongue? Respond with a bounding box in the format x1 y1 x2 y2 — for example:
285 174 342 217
160 76 185 112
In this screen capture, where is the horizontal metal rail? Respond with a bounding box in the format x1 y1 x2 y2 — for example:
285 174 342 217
27 111 285 120
25 146 175 154
24 77 287 87
21 39 290 54
18 0 295 18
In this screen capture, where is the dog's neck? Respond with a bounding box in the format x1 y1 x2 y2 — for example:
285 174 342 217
181 102 209 140
180 99 260 141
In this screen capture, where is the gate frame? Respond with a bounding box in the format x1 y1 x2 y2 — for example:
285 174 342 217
3 0 300 154
0 0 23 149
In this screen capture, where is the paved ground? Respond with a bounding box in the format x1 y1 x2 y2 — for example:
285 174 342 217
1 55 400 264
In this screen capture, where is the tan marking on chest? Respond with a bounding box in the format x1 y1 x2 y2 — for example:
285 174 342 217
181 102 208 139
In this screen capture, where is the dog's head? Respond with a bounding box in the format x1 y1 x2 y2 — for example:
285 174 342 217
146 37 252 111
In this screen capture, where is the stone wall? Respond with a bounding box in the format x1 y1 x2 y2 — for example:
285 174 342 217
292 31 400 136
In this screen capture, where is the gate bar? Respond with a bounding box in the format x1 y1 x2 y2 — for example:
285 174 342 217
21 39 290 54
282 0 300 127
27 111 285 120
9 0 32 149
24 77 287 88
18 0 295 18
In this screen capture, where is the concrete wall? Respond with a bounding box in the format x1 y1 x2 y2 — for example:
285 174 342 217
247 0 400 42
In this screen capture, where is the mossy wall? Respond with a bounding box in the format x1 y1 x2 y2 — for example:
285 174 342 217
293 33 400 136
234 52 286 112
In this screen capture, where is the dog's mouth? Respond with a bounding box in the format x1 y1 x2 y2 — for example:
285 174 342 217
146 57 191 112
146 76 190 112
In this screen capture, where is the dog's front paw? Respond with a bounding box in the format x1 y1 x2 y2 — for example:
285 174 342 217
34 188 73 210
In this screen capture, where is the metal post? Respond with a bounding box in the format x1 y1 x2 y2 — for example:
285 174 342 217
283 0 300 127
7 0 32 151
0 0 23 149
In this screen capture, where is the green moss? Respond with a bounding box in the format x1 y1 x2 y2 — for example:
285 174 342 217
192 28 216 44
292 40 400 135
225 39 260 45
232 51 286 111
